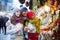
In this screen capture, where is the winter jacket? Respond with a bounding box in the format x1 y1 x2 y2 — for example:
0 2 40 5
6 23 18 40
24 17 41 35
11 14 24 25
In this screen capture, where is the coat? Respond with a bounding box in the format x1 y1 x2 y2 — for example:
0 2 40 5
6 19 23 40
11 14 25 25
6 24 18 40
24 17 41 40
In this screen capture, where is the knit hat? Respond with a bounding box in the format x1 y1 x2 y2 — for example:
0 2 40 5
27 11 35 19
20 7 27 14
13 7 20 13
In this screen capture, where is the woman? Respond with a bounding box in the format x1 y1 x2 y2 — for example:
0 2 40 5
6 8 23 40
11 7 24 35
0 15 9 34
11 8 21 25
20 7 28 24
20 7 28 40
24 11 41 40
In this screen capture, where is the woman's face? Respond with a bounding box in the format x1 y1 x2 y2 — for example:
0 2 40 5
22 10 28 16
15 10 20 17
31 14 35 19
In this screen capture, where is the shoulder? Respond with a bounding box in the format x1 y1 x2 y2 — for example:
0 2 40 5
35 17 41 22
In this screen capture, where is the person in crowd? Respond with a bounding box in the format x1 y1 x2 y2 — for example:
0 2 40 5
20 7 28 25
6 7 23 40
24 11 41 40
0 14 9 34
11 7 24 35
3 15 9 34
11 7 23 25
6 19 20 40
20 7 28 40
0 16 4 34
0 15 11 40
7 7 28 40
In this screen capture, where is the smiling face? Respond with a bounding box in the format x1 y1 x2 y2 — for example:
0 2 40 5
22 10 28 16
15 10 21 17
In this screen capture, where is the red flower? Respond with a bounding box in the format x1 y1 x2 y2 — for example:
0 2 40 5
27 11 35 19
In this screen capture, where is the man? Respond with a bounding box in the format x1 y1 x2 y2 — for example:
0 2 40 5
20 7 28 24
27 11 41 40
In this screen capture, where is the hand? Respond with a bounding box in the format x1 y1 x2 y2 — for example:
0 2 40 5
17 29 20 32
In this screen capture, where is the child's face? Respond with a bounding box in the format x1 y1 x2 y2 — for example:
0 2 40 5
15 10 20 17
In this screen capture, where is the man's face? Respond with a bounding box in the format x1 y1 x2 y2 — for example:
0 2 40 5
15 10 20 17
